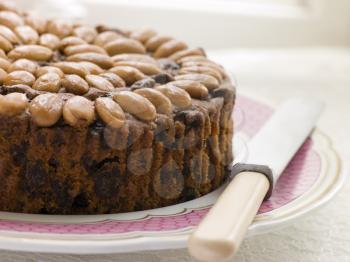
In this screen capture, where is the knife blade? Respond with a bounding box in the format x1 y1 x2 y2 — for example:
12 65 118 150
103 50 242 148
235 97 324 187
188 98 324 262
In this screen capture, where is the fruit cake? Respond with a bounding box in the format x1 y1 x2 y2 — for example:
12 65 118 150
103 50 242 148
0 1 235 214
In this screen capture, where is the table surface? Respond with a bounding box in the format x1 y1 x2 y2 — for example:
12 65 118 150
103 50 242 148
0 48 349 262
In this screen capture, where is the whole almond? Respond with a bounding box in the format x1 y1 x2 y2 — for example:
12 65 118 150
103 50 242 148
111 53 157 65
0 57 10 70
0 92 28 116
169 80 208 99
85 74 114 91
8 45 53 61
134 88 172 115
53 62 89 77
93 31 121 47
169 48 205 62
179 66 222 82
145 35 172 52
24 15 47 34
61 74 89 95
114 61 161 75
4 70 35 86
175 73 219 91
113 91 156 121
83 87 109 101
73 22 83 28
95 25 130 36
66 52 113 69
79 61 104 74
0 67 7 84
59 36 86 50
0 1 18 13
131 78 156 89
46 19 73 38
177 55 212 64
0 49 5 58
33 72 61 92
99 72 126 87
0 11 23 29
8 59 38 74
29 93 63 127
153 39 187 58
39 33 60 50
35 66 64 78
182 61 225 77
64 44 107 56
0 34 12 51
155 84 191 109
104 38 146 56
109 66 145 85
0 24 19 43
130 28 156 43
63 96 95 127
95 97 125 129
73 26 97 43
14 25 39 44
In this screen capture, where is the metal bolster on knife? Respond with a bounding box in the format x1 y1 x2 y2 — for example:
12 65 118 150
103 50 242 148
231 163 274 199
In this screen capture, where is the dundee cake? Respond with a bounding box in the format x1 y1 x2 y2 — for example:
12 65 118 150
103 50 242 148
0 1 235 214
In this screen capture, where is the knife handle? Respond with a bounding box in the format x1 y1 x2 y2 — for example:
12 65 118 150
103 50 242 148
188 171 270 262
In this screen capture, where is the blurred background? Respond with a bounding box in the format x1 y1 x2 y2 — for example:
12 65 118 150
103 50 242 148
14 0 350 48
9 0 350 261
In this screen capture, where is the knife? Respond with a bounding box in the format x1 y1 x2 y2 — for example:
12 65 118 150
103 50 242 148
188 98 324 262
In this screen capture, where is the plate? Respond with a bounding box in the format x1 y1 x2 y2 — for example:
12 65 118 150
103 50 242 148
0 95 344 254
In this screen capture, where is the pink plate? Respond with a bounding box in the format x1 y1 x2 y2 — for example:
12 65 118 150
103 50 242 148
0 95 343 254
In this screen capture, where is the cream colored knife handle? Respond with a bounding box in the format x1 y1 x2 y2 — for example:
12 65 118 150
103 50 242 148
188 172 270 262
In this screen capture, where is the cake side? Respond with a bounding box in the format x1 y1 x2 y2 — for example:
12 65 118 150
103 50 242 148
0 1 235 214
0 84 234 214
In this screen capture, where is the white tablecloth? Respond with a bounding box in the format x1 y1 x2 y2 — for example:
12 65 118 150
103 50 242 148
0 48 349 261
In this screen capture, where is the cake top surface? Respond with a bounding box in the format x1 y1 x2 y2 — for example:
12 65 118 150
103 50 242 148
0 0 230 128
